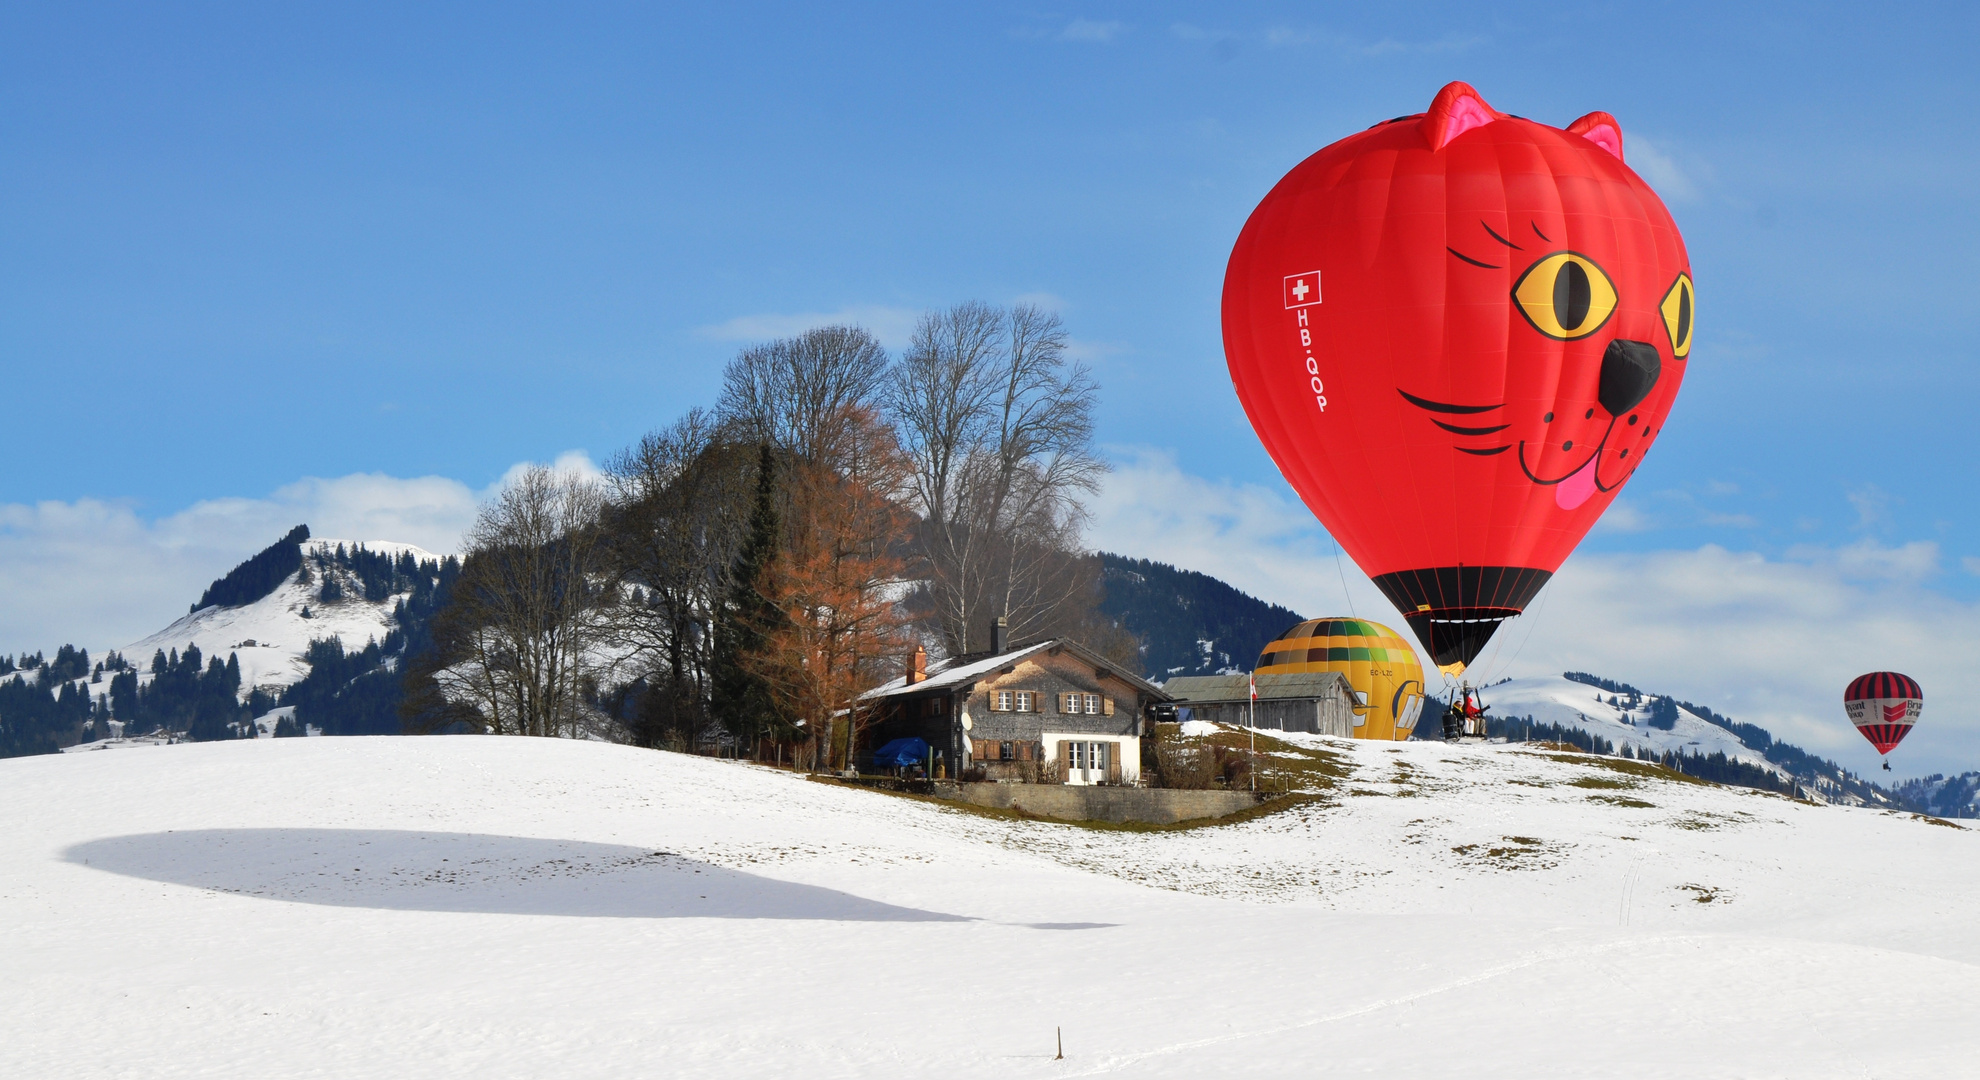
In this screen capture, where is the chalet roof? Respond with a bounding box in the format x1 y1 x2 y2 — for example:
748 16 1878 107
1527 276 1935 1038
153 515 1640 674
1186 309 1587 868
861 638 1172 703
1159 671 1355 705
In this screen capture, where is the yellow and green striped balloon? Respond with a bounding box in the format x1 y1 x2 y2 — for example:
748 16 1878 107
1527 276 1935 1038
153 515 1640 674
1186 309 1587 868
1256 618 1427 740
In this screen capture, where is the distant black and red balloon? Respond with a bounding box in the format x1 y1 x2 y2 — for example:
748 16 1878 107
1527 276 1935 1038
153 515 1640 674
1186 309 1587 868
1844 671 1923 757
1222 82 1693 671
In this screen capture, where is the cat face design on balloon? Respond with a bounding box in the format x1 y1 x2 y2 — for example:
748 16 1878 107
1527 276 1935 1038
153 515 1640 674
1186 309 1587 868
1406 222 1694 510
1385 87 1695 511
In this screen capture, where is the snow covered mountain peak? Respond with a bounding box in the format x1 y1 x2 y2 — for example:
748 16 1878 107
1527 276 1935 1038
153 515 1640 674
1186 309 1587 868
125 538 446 694
1481 674 1773 770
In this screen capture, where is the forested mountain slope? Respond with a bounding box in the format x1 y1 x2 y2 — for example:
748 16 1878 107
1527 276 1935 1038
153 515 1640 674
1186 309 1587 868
1095 553 1302 679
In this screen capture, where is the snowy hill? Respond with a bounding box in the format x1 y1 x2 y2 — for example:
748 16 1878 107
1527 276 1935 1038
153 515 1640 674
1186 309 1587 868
1475 674 1775 771
7 733 1980 1077
1893 771 1980 819
126 539 441 694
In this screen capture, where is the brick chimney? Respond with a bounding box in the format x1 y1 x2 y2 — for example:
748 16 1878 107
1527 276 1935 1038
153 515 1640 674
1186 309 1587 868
908 644 927 684
989 615 1007 655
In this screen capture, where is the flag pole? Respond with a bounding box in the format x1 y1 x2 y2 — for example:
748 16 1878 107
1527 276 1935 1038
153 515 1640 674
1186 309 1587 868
1249 669 1257 793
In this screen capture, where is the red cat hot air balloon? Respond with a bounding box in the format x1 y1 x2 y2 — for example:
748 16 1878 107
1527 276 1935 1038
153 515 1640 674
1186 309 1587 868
1844 671 1922 769
1223 82 1693 672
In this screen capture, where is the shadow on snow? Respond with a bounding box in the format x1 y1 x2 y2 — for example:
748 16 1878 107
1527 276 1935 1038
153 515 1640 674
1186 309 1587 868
64 828 974 922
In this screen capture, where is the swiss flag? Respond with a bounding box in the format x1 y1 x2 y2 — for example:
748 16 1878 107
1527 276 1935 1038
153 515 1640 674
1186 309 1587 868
1249 672 1258 702
1283 271 1321 309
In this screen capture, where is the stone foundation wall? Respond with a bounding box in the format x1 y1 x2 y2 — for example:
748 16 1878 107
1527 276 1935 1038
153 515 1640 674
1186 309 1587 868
941 782 1265 824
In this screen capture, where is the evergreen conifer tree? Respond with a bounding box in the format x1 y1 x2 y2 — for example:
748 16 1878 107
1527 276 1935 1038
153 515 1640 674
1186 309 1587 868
710 443 785 751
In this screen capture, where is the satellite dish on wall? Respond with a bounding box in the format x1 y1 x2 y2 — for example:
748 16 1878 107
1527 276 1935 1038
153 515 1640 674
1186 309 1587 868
959 715 973 731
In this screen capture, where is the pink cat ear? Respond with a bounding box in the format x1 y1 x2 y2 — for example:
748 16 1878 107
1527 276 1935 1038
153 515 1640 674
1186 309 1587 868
1567 112 1625 161
1419 82 1501 151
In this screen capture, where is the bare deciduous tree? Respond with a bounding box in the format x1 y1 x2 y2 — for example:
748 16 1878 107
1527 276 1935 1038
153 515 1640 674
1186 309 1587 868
718 325 890 466
430 465 612 738
890 303 1107 654
603 408 757 747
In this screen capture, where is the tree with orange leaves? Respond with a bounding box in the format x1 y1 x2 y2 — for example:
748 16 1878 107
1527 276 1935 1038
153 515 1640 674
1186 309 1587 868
746 406 917 771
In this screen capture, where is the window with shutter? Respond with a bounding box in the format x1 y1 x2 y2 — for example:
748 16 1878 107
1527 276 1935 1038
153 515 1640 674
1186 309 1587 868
1082 693 1100 715
1015 690 1034 713
992 690 1013 712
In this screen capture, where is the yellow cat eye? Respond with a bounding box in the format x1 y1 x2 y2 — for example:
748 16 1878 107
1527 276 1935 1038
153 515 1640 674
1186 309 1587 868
1661 273 1694 358
1511 252 1619 341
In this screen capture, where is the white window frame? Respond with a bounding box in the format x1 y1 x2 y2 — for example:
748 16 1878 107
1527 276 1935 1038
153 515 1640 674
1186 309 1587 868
1069 741 1109 770
1016 690 1035 713
1082 693 1101 715
993 690 1013 712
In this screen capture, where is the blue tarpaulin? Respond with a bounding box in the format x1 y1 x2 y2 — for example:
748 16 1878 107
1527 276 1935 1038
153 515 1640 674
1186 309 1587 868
870 737 930 768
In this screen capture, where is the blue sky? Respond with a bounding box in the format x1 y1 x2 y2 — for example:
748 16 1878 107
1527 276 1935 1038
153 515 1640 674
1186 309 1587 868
4 3 1979 774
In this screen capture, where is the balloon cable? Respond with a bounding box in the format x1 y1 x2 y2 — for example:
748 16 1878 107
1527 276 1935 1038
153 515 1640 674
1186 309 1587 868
1481 578 1553 687
1331 534 1358 619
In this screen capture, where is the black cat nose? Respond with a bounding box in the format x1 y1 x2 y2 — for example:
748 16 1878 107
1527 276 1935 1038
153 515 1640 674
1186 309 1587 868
1598 339 1661 416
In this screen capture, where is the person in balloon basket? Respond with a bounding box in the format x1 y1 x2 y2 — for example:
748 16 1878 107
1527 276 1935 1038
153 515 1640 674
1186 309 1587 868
1441 688 1488 741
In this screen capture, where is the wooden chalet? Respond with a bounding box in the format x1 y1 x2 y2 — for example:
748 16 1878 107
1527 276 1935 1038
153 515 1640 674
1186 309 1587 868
860 619 1172 785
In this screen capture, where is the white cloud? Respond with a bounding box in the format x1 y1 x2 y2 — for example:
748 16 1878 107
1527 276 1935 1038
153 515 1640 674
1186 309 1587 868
0 454 601 657
1592 498 1652 534
1064 338 1127 364
1965 556 1980 577
1848 483 1897 531
1356 33 1485 56
697 305 922 351
1086 447 1382 619
1059 18 1126 42
1628 135 1702 203
1087 448 1980 778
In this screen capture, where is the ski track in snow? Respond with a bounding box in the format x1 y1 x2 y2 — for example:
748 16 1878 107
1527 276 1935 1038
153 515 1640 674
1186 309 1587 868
7 733 1980 1078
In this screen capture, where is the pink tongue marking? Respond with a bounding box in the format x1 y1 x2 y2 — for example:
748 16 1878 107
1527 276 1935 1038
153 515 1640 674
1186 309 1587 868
1555 453 1600 510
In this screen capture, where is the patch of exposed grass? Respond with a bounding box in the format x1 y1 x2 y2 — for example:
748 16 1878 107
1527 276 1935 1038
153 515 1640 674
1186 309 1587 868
1507 779 1553 788
1543 753 1709 786
1677 883 1723 904
1670 815 1720 831
1163 723 1352 795
1588 795 1657 809
1451 835 1559 870
1913 814 1966 830
804 775 1322 833
1348 788 1390 797
1568 776 1637 790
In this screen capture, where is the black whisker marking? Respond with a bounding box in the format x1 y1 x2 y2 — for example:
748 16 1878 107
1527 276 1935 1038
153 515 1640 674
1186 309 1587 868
1530 221 1551 242
1480 221 1522 250
1399 389 1503 415
1446 246 1500 269
1433 419 1512 436
1457 446 1513 456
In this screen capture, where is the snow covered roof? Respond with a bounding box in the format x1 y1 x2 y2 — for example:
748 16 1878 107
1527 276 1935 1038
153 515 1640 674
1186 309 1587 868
861 638 1170 702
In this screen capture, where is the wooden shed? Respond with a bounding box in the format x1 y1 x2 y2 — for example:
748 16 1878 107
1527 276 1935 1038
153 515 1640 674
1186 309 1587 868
1159 672 1359 737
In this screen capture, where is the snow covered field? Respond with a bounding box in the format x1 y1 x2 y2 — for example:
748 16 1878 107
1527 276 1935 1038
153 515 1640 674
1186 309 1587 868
6 733 1978 1078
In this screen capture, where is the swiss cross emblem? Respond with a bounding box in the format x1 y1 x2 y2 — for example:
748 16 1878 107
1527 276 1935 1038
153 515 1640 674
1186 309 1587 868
1283 271 1321 309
